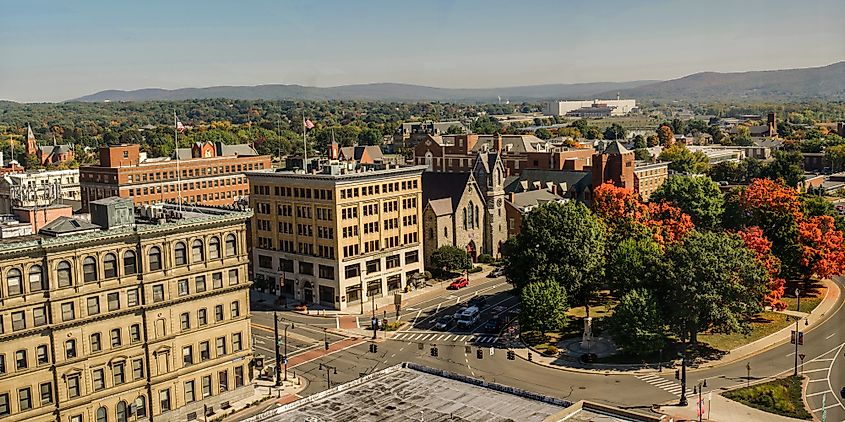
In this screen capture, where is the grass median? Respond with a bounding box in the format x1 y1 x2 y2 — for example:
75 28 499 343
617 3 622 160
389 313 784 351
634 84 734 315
723 376 812 420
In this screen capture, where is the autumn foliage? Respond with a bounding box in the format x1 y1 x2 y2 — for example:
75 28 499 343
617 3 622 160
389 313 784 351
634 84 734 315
737 227 787 310
798 215 845 280
593 183 693 247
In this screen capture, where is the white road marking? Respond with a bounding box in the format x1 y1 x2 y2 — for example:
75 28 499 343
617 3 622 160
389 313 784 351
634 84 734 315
811 404 839 412
436 335 445 341
825 332 836 340
390 353 396 358
808 378 828 383
806 390 831 398
336 317 340 329
801 368 829 374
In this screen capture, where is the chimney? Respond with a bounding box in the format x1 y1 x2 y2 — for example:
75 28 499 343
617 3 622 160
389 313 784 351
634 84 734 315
493 133 503 153
508 192 515 203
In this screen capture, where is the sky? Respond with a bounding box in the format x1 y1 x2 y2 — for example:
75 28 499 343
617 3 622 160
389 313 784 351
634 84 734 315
2 0 844 103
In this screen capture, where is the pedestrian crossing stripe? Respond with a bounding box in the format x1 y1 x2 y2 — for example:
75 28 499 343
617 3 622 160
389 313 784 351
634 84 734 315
637 374 695 398
391 332 499 344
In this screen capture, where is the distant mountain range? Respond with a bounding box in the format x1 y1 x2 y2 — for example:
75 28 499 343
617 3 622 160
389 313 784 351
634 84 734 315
70 61 845 103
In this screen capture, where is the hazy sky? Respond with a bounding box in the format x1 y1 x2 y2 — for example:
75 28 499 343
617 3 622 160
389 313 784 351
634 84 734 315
2 0 844 102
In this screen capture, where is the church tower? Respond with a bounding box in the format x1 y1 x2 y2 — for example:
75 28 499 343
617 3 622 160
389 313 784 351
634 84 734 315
26 124 37 155
472 147 507 259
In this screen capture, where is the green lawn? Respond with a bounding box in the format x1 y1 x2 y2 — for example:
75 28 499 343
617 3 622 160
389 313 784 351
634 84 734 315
698 312 791 351
723 376 812 420
782 292 824 314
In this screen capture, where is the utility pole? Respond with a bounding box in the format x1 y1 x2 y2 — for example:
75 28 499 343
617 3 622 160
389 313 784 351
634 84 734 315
318 363 337 389
371 293 377 339
273 311 281 387
793 288 800 377
283 323 289 381
679 345 688 406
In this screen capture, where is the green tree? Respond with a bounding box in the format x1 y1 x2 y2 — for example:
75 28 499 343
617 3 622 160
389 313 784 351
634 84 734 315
584 126 604 140
661 231 770 345
471 116 503 134
801 195 845 231
534 128 552 140
825 144 845 172
733 125 753 146
634 148 652 161
650 175 724 230
445 124 465 135
656 124 675 145
429 245 472 274
519 280 567 333
603 123 627 140
658 144 710 174
633 134 647 149
503 202 606 316
687 119 708 134
357 128 383 146
608 289 666 356
606 237 663 295
669 118 686 136
763 151 804 188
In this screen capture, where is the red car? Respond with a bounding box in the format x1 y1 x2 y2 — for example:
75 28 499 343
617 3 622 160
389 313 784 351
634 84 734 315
448 277 469 290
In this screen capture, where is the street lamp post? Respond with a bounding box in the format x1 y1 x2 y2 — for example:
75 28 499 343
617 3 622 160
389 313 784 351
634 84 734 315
283 323 289 381
273 311 281 387
318 363 337 389
679 345 688 406
371 293 377 339
793 288 800 377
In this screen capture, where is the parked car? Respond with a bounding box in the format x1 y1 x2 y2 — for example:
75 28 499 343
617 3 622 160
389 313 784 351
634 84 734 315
487 267 505 278
481 319 500 333
433 315 455 331
448 277 469 289
468 295 487 308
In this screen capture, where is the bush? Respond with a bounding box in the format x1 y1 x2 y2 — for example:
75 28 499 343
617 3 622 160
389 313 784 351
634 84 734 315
544 345 560 356
383 321 405 331
423 271 432 280
467 266 482 274
477 254 493 264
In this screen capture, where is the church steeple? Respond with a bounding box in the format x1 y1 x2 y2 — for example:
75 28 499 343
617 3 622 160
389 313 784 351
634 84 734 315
26 124 37 155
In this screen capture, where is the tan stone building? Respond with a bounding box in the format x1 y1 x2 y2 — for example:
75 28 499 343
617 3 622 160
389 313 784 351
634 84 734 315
633 162 669 201
246 164 425 311
0 198 253 422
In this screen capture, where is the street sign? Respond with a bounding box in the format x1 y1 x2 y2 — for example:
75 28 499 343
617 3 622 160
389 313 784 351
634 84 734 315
799 353 805 361
489 347 494 356
798 332 804 346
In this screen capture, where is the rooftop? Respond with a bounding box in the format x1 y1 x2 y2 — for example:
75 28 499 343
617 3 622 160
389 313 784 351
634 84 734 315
245 165 427 183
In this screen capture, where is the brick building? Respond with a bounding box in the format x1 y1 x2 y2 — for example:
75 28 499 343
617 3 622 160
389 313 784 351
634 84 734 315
25 126 75 166
79 143 271 210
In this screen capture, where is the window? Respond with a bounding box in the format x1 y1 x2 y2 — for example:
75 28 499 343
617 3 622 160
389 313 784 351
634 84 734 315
149 246 162 271
33 306 47 326
62 302 75 321
18 387 31 411
258 255 272 269
182 346 193 366
219 370 229 393
405 250 419 264
195 276 206 293
66 339 77 359
7 269 22 295
0 393 9 416
230 301 240 318
159 389 171 411
123 250 137 275
93 368 105 391
345 264 360 279
127 288 139 307
178 279 189 296
132 359 145 380
184 380 195 403
174 242 187 265
318 265 334 280
386 254 400 269
202 375 212 398
111 328 122 348
87 297 100 315
228 269 239 285
216 337 226 356
39 382 52 406
83 257 98 282
91 333 102 352
152 284 164 302
212 272 223 289
135 396 147 418
116 400 127 422
233 333 243 352
37 345 49 365
103 253 118 278
67 374 80 398
215 305 224 321
200 341 210 361
225 234 237 256
235 366 244 387
0 355 5 374
198 309 207 326
11 311 25 331
366 259 380 274
209 236 221 259
28 265 45 292
57 260 73 287
108 292 120 311
180 313 190 331
130 324 141 343
96 407 107 422
15 350 26 369
192 239 205 262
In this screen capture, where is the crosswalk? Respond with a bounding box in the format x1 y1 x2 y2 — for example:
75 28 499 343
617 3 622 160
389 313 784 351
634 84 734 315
391 331 499 344
637 374 694 398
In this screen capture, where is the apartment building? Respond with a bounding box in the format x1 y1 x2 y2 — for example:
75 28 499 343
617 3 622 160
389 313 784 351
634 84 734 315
246 164 426 311
0 198 253 422
79 143 271 210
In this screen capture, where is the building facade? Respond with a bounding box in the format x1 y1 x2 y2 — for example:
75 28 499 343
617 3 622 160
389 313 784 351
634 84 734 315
79 143 271 210
246 165 425 311
544 99 637 116
633 162 669 201
0 169 81 214
0 200 253 422
26 126 75 166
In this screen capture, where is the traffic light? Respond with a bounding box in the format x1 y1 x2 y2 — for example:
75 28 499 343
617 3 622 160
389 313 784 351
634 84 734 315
507 350 515 360
325 341 330 350
418 343 424 350
476 349 483 360
675 370 680 380
369 343 378 353
430 347 436 357
465 345 472 354
527 352 532 362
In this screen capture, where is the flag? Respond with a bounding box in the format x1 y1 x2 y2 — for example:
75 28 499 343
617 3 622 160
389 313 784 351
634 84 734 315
176 116 186 133
304 119 315 131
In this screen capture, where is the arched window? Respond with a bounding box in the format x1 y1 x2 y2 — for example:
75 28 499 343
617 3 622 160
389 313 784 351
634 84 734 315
467 202 474 229
116 400 127 422
192 239 205 263
225 234 237 256
83 257 98 282
103 254 118 278
57 261 73 288
7 268 22 296
174 242 187 266
123 251 137 275
148 247 162 271
475 204 480 228
134 395 147 417
96 406 108 422
28 265 45 292
424 151 433 171
462 208 467 230
209 237 221 259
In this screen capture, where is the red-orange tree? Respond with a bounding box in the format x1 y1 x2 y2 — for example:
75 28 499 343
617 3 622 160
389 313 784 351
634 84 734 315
798 215 845 281
737 227 787 310
593 183 693 248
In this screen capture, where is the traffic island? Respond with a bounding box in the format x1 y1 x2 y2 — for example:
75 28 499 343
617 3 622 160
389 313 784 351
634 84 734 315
722 376 812 420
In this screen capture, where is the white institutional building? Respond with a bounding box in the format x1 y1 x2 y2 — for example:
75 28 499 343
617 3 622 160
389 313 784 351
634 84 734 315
545 99 637 116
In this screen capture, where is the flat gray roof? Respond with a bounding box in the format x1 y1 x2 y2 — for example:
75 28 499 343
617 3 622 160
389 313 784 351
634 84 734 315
255 364 568 422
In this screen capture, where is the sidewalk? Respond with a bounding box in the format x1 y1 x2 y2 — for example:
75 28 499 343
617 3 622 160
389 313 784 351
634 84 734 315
658 392 806 422
216 375 309 422
509 278 840 376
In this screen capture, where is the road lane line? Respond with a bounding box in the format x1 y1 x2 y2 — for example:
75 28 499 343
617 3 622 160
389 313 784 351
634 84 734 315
336 317 340 329
825 332 836 340
808 379 828 383
801 368 829 374
811 404 839 412
806 390 831 398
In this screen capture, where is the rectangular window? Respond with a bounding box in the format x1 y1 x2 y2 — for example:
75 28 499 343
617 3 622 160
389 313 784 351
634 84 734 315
18 387 31 411
258 255 272 269
318 265 334 280
152 284 165 302
198 309 207 326
15 350 27 370
91 333 102 352
132 359 144 380
93 368 105 391
67 375 80 398
0 393 9 416
159 389 171 411
0 355 5 374
195 276 206 293
345 264 360 279
180 313 191 331
130 324 141 343
36 345 49 365
218 370 229 393
178 279 189 296
202 375 212 398
11 311 25 331
228 269 239 285
107 292 120 311
235 366 244 387
33 306 47 326
299 262 313 275
200 341 210 361
65 340 77 359
366 259 380 274
182 345 193 366
111 329 122 348
212 272 223 289
405 250 419 264
61 302 75 321
215 305 224 322
113 362 125 385
231 301 240 318
233 333 243 352
386 254 400 269
87 297 100 316
39 382 52 406
184 380 195 403
216 337 227 356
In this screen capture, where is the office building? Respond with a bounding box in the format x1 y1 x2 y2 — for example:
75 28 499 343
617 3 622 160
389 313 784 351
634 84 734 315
0 198 253 422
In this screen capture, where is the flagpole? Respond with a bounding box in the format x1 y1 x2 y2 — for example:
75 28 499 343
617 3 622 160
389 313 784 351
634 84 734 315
302 112 308 171
175 111 182 212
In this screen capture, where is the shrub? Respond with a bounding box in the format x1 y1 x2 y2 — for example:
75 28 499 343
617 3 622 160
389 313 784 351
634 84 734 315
467 266 483 274
477 253 493 264
423 271 432 280
544 345 560 356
